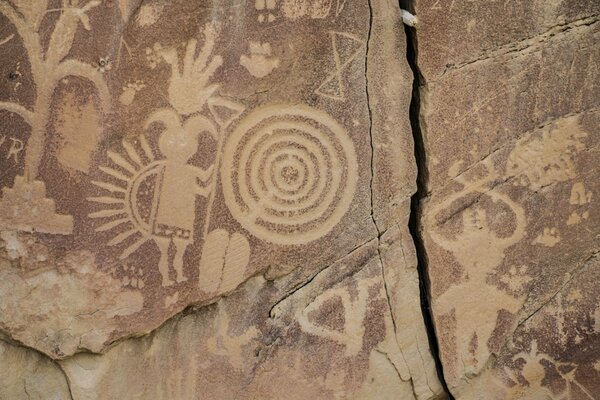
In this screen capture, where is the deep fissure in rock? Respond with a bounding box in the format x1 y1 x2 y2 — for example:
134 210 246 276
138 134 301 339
400 2 453 397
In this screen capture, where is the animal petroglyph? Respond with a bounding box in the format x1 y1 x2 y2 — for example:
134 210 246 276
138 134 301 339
569 182 592 205
221 104 358 245
0 0 110 235
315 31 364 102
427 161 526 374
566 182 592 226
255 0 277 23
119 81 146 106
296 277 379 356
532 227 561 247
240 42 280 78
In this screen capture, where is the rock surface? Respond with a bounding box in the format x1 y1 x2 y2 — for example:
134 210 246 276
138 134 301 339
413 0 600 397
0 0 443 398
2 0 598 398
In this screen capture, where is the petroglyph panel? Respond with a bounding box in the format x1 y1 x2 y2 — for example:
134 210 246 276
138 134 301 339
0 1 445 397
0 6 441 400
415 0 600 395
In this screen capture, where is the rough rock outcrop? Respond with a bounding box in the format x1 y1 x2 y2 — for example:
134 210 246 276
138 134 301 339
413 0 600 397
0 0 443 398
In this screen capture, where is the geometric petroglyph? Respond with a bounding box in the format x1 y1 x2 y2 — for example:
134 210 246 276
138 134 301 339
221 104 358 245
0 177 73 235
87 112 218 287
296 277 378 357
281 0 332 20
335 0 348 17
199 229 250 294
207 96 246 129
315 31 364 102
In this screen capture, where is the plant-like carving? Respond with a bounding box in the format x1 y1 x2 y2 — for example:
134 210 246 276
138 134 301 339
0 0 110 234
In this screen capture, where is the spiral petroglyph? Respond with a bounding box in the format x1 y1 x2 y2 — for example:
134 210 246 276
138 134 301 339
221 104 357 245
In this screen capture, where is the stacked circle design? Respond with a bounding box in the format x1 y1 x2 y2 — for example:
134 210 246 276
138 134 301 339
221 104 358 245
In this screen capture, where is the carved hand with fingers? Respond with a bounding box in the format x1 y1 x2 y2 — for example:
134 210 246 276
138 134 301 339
162 23 223 116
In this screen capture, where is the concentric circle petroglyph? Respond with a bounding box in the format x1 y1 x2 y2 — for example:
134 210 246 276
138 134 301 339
221 104 357 245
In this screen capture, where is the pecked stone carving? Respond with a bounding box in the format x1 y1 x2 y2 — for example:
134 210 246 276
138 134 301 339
413 0 600 397
0 0 443 398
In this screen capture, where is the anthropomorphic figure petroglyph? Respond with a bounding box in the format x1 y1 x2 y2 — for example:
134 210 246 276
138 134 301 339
147 113 216 286
428 162 526 374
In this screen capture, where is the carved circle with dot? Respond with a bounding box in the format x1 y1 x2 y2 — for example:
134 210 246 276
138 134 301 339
221 104 358 245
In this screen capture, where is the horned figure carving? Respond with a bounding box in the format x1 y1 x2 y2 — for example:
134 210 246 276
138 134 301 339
88 24 250 288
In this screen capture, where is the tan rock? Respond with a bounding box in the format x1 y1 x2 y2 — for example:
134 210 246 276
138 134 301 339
0 339 71 400
59 241 442 399
0 0 442 398
414 0 600 396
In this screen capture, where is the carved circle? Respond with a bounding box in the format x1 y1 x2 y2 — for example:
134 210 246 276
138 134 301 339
221 104 357 245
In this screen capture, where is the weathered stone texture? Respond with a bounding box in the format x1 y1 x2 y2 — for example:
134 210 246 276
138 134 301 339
414 0 600 397
0 0 442 398
0 339 71 400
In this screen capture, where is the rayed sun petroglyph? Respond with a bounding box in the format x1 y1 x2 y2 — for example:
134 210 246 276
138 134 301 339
0 0 110 234
88 23 359 289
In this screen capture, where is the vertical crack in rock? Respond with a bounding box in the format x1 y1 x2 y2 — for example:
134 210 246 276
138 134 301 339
365 0 395 351
400 1 453 397
365 0 405 388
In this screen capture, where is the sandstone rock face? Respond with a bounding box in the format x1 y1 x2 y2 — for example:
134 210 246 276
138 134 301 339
413 0 600 398
0 0 443 398
2 0 598 398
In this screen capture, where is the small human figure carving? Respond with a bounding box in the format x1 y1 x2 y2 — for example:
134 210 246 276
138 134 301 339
147 113 215 286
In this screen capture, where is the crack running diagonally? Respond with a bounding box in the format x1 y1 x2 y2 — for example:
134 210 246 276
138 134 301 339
400 0 453 397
